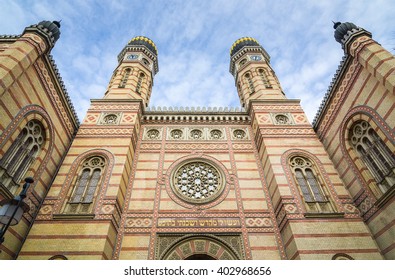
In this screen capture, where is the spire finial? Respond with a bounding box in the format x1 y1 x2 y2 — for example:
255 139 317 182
333 21 341 29
53 20 61 28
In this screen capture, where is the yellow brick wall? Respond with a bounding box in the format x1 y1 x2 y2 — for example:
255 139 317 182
314 37 395 259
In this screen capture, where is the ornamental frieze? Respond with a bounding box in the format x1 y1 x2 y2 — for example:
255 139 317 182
35 61 75 134
245 217 273 228
251 105 301 111
77 128 134 136
166 127 227 141
259 128 315 136
165 143 229 150
90 104 140 111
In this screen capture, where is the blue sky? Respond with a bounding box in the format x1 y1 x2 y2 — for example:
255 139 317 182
1 0 394 123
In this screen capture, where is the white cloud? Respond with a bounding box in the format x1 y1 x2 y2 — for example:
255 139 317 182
1 0 394 123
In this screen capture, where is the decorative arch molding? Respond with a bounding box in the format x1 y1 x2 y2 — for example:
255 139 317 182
53 148 115 215
332 253 354 260
49 254 68 260
156 234 243 260
281 149 344 214
339 106 394 218
163 153 233 210
341 105 394 147
0 105 55 200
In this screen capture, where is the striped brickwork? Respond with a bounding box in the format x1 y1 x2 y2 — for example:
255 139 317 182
18 100 142 259
314 35 395 259
4 22 392 260
250 99 382 259
0 31 78 259
115 119 283 260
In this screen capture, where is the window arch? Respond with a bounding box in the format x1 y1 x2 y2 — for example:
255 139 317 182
258 68 271 88
332 253 354 260
49 255 68 260
0 120 45 193
136 72 145 94
119 68 131 88
63 156 106 214
349 121 395 195
244 73 255 94
290 156 335 213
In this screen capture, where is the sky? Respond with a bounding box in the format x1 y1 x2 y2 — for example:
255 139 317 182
1 0 394 123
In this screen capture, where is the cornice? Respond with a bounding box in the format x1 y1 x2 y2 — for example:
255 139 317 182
312 54 350 129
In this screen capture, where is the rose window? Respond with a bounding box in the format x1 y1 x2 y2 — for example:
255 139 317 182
172 161 224 204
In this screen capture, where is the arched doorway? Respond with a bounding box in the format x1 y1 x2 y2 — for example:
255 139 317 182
185 254 216 260
158 235 242 260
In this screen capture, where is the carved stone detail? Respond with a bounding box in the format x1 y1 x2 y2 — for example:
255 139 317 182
189 129 203 140
168 128 186 140
271 113 294 125
143 127 163 140
98 112 122 125
231 128 249 140
208 129 225 140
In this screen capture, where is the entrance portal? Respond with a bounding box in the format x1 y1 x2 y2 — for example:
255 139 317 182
185 254 216 260
158 235 242 260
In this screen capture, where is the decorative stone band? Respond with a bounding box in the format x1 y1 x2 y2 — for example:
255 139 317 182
146 106 246 112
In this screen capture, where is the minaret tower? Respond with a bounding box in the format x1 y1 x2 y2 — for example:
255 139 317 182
18 36 160 259
104 36 159 107
229 37 285 108
228 36 382 260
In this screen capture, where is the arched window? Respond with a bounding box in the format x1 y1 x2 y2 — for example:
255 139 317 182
350 121 395 195
0 120 45 194
119 68 131 88
290 156 335 213
244 73 255 94
136 72 145 94
258 68 271 88
64 156 106 214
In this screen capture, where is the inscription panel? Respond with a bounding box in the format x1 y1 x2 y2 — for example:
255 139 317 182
157 218 241 227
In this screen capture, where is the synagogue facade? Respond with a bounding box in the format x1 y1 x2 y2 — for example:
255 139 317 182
0 20 393 260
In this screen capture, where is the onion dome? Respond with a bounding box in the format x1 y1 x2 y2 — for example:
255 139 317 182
37 20 61 43
230 37 260 57
333 22 359 44
128 36 157 56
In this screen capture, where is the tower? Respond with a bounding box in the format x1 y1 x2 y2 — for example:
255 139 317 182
229 37 285 109
16 37 159 259
2 20 392 260
104 36 158 107
230 37 383 259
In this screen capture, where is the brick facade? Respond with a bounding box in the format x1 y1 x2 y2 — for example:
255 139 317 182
0 21 393 260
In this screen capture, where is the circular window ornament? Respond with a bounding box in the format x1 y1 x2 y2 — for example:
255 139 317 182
171 160 225 204
233 129 246 139
275 114 289 125
147 129 160 139
170 129 183 139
